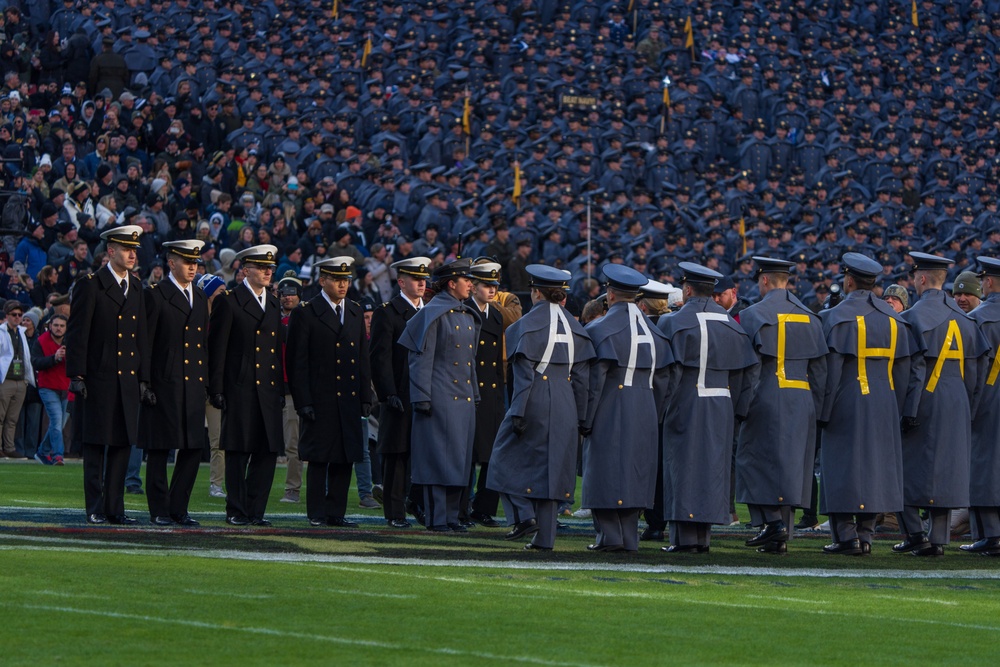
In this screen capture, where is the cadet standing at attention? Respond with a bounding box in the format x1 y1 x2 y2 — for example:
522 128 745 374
735 257 828 554
894 252 988 556
65 225 147 525
369 257 433 528
139 239 209 527
286 256 373 528
658 263 757 554
398 258 480 532
818 253 915 555
965 256 1000 556
208 245 285 526
465 260 506 528
581 265 672 553
489 265 594 551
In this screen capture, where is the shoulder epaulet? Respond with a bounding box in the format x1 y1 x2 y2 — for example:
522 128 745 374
87 273 93 279
381 302 389 308
299 301 306 307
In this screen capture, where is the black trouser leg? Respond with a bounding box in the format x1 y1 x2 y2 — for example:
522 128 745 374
82 443 107 516
323 463 353 520
145 449 170 518
102 446 131 517
471 462 500 517
225 452 251 519
645 442 666 530
381 452 406 520
168 448 202 519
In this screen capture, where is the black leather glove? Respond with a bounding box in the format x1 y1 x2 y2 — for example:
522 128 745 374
140 382 157 407
386 395 405 412
578 421 592 437
298 405 316 421
413 401 431 416
900 416 920 434
210 394 226 410
361 403 371 418
70 378 87 399
512 416 527 437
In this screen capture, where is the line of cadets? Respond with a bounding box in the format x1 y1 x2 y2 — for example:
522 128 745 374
66 226 1000 557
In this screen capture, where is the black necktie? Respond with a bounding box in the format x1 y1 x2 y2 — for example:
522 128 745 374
120 278 127 294
258 295 264 308
335 304 342 321
185 287 192 307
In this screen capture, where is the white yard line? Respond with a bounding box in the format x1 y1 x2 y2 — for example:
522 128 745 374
2 533 1000 580
21 604 602 667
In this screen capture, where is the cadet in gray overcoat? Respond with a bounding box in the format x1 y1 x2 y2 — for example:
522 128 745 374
582 265 673 553
894 252 988 556
398 258 480 532
818 253 915 556
488 265 594 551
965 256 1000 555
658 263 757 554
736 257 828 554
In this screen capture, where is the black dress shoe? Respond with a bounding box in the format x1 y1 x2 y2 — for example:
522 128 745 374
427 524 451 532
662 544 709 554
387 519 411 528
524 542 553 551
108 515 138 525
250 518 272 527
405 500 426 526
460 519 476 528
226 516 250 526
172 515 200 527
126 486 144 495
757 540 788 554
86 513 107 524
640 528 665 541
328 517 358 528
587 543 625 552
469 511 502 527
823 539 862 555
959 536 1000 553
151 516 174 526
448 522 469 532
309 518 326 527
892 532 930 553
504 518 538 541
911 543 944 556
860 541 872 555
745 521 788 547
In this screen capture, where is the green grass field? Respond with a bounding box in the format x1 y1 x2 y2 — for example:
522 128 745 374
2 461 1000 666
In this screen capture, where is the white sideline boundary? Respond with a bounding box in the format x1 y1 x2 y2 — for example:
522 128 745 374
2 534 1000 580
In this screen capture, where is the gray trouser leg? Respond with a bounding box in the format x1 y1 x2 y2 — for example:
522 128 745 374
592 509 623 548
896 505 925 536
927 508 950 545
500 493 535 526
670 520 700 546
971 507 1000 540
856 513 877 546
829 513 858 542
530 499 558 548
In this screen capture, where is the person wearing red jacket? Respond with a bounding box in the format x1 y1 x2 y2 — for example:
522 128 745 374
30 314 69 465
